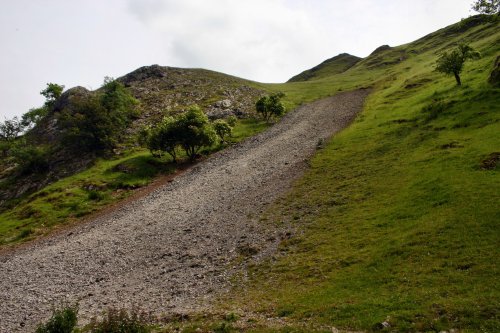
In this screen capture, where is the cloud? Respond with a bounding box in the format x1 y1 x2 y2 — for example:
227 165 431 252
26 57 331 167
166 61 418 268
126 0 472 83
0 0 474 118
127 0 325 82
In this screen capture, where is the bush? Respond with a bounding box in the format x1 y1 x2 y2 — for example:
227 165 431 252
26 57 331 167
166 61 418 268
10 141 50 174
58 78 138 153
143 117 179 162
213 119 233 143
143 106 217 162
87 190 105 201
255 93 285 122
0 140 12 158
226 115 237 127
176 106 217 161
35 304 78 333
0 116 24 142
21 106 49 130
87 308 152 333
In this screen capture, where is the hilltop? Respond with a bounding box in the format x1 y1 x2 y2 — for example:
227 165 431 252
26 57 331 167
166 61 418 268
287 53 361 82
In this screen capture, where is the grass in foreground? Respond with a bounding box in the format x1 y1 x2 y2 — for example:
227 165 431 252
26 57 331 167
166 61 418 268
0 118 269 246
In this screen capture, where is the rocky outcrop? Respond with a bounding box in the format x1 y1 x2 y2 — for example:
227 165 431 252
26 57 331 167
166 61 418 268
116 65 265 123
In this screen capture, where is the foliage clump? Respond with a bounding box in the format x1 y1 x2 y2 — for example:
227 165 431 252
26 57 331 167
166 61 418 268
10 140 51 174
213 119 232 143
472 0 499 14
35 304 78 333
41 83 65 108
141 106 236 162
87 308 152 333
255 93 286 122
58 78 138 153
435 44 480 86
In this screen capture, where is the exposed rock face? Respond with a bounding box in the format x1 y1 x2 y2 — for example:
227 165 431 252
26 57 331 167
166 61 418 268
28 87 93 145
52 86 92 113
489 55 500 87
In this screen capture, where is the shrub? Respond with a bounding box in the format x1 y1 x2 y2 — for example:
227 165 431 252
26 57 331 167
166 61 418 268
87 308 152 333
472 0 499 15
21 106 49 130
40 83 65 108
87 190 105 201
144 117 179 162
255 93 286 122
10 141 50 174
226 115 237 127
58 78 138 153
0 116 24 142
35 304 78 333
213 119 233 143
176 106 217 161
142 106 217 162
0 140 12 158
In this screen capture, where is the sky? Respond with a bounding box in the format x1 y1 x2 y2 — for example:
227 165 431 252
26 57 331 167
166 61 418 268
0 0 475 119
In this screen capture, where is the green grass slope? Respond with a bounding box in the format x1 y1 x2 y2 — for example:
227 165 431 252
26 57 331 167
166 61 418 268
287 53 362 83
219 16 500 333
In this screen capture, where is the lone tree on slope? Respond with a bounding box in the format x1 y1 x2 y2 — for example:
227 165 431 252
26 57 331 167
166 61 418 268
435 44 481 86
255 93 285 122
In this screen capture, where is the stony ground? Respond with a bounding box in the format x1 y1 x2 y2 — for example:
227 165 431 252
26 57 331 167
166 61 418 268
0 90 369 332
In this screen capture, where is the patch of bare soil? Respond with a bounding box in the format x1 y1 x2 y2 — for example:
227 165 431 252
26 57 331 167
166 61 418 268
0 90 369 332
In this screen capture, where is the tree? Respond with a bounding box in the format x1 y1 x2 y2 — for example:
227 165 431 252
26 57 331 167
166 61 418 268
0 116 24 142
142 106 217 162
144 117 179 162
40 83 64 108
21 106 49 130
176 106 217 161
435 44 481 86
472 0 499 14
58 78 138 152
255 93 285 122
10 140 50 174
213 119 233 143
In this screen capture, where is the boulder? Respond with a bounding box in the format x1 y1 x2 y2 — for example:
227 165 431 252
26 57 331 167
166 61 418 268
215 99 232 108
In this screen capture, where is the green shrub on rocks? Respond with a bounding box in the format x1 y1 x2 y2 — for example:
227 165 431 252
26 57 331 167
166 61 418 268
35 305 78 333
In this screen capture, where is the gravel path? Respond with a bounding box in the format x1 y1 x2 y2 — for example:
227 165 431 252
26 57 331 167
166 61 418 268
0 90 369 332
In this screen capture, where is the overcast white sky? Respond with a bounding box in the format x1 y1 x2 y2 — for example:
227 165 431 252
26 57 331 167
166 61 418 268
1 0 474 118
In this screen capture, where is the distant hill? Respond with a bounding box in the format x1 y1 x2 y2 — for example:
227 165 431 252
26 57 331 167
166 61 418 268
287 53 361 82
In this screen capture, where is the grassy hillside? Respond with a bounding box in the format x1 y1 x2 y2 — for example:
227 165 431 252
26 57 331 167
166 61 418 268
2 13 499 333
211 16 500 333
287 53 361 82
